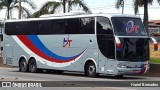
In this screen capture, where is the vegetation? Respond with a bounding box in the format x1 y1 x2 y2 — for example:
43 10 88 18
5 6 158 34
150 58 160 64
32 0 91 18
150 43 160 64
0 0 36 19
115 0 124 13
115 0 160 34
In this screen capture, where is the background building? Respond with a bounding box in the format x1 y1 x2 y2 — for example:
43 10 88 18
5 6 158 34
149 20 160 42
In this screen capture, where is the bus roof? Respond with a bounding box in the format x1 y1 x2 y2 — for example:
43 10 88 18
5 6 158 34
5 13 140 23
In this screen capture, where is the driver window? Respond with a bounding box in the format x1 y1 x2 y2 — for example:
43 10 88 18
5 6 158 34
97 17 113 35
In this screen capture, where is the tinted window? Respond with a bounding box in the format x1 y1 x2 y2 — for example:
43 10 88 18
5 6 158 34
38 20 52 34
5 20 64 35
28 21 39 34
66 18 80 34
79 17 95 34
97 17 113 34
66 17 95 34
97 17 115 59
53 20 65 34
117 38 149 61
111 17 147 36
5 17 95 35
5 22 17 35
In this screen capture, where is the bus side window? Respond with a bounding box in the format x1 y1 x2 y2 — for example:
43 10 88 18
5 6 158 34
11 22 20 35
66 18 80 34
38 20 51 34
66 18 94 34
5 22 11 35
80 17 95 34
27 21 39 34
13 22 24 35
53 20 65 34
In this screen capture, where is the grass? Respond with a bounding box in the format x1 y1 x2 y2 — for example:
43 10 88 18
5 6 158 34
150 58 160 64
150 43 160 58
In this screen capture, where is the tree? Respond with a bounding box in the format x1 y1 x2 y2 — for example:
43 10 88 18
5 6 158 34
32 0 91 18
0 0 36 19
133 0 160 35
133 0 152 35
115 0 124 13
0 1 3 9
115 0 160 35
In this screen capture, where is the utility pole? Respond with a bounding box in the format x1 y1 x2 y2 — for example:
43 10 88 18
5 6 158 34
121 0 124 14
18 0 22 19
63 0 66 13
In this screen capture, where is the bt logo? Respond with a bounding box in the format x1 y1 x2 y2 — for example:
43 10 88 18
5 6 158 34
62 36 72 47
125 21 139 33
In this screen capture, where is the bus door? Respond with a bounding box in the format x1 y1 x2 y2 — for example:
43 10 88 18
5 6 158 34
96 17 115 74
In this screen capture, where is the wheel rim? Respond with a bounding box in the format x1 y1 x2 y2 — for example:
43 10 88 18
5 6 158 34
21 62 26 71
30 62 36 72
89 65 95 75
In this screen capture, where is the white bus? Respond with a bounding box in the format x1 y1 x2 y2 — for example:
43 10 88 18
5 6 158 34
3 13 158 77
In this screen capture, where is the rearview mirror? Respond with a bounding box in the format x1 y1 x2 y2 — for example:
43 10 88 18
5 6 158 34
150 37 158 51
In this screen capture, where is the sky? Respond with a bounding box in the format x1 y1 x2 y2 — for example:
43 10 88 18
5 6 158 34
0 0 160 20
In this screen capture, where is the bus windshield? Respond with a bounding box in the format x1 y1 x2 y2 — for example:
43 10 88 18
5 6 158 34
111 17 147 36
116 38 149 61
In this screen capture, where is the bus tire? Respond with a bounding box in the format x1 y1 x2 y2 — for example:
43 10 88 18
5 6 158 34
29 59 37 73
19 59 28 72
85 61 98 77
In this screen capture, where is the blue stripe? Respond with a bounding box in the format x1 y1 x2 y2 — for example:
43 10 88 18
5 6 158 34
27 35 82 60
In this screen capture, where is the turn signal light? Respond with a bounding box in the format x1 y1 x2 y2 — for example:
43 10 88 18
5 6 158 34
116 43 121 49
115 37 121 51
154 43 158 51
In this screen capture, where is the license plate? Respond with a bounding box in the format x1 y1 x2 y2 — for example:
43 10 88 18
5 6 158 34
133 70 139 74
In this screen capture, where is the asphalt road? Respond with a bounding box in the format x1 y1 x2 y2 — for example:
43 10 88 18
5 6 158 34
0 67 160 90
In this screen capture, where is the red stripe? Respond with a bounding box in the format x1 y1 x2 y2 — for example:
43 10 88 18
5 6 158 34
141 61 148 74
63 40 69 47
17 35 75 63
141 67 147 74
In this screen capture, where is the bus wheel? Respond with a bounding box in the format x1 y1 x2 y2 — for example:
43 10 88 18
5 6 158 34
85 62 97 77
29 59 37 73
19 59 28 72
